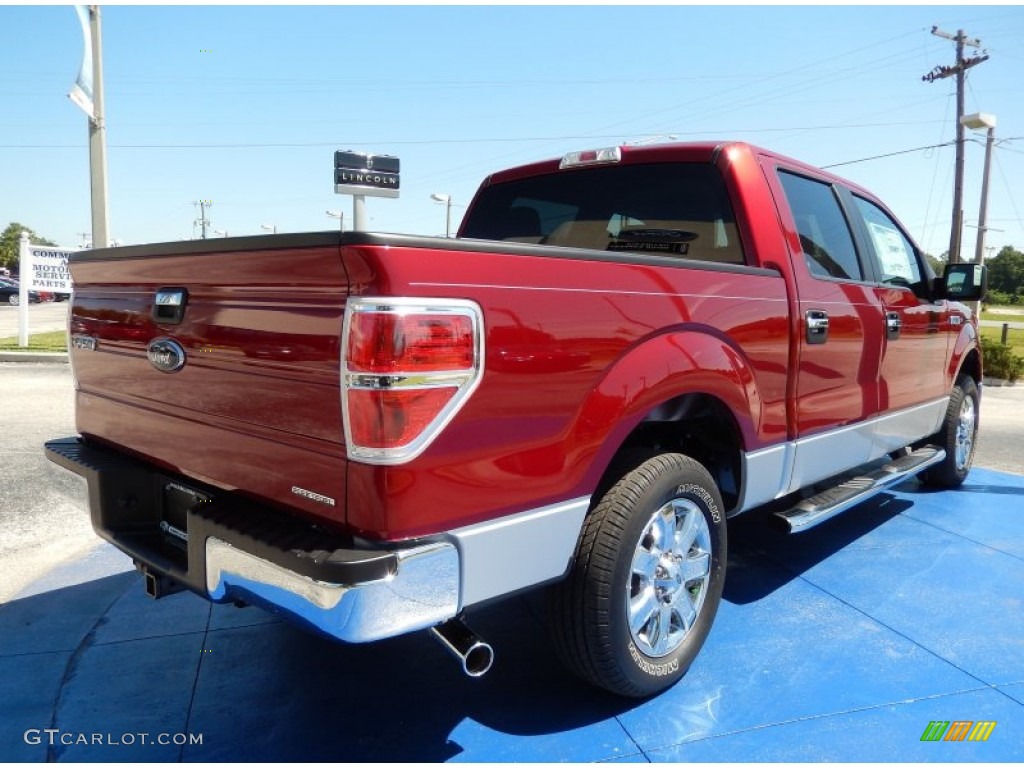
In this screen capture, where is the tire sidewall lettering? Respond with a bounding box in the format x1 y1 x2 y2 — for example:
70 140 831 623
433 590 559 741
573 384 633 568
628 642 680 677
676 482 722 523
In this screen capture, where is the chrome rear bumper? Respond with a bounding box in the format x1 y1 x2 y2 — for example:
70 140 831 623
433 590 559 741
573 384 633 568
205 536 460 643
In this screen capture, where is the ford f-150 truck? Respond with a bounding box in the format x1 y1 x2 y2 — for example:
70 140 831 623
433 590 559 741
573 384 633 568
46 141 987 697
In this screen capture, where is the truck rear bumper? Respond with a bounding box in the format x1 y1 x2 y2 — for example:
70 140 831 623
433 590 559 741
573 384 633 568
204 536 458 643
44 437 459 643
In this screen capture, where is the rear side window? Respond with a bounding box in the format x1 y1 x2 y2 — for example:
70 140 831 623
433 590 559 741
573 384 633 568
778 171 863 281
461 162 745 265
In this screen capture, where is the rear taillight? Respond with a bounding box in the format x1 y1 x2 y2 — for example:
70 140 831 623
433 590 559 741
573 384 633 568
342 298 484 464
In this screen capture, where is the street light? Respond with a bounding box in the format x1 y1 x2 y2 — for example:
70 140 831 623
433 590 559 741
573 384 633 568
213 228 229 238
960 112 997 265
431 193 452 238
326 210 344 231
260 223 277 235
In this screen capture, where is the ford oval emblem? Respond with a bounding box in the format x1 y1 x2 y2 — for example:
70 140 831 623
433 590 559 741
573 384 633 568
147 337 186 373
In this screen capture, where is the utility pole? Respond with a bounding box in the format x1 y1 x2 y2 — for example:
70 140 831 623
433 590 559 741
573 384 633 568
968 116 996 264
193 200 212 240
922 26 988 264
88 6 109 249
69 6 109 248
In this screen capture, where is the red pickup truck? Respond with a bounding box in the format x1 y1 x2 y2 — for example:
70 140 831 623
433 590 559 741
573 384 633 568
47 141 986 697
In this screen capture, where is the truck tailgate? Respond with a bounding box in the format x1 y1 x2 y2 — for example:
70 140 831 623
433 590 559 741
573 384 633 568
67 233 351 527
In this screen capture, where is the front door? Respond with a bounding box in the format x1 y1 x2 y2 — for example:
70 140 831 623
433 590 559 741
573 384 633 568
847 195 951 413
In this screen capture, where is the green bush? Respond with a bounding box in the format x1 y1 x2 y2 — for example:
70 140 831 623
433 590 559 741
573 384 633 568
980 336 1024 383
983 289 1016 308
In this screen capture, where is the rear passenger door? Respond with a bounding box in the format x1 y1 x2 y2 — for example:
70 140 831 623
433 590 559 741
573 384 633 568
845 194 950 414
770 169 886 487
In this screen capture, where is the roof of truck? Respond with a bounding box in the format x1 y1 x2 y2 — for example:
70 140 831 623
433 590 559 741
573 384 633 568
479 140 875 200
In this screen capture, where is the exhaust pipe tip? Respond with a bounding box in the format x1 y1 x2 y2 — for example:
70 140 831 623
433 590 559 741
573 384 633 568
460 641 495 678
430 619 495 678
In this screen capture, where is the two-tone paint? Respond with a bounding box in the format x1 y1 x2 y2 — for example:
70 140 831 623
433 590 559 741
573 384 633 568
62 142 981 615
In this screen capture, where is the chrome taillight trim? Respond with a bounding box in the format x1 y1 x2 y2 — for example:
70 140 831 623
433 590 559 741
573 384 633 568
340 297 485 465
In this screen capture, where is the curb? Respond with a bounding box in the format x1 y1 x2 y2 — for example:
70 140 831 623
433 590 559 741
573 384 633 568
0 351 69 363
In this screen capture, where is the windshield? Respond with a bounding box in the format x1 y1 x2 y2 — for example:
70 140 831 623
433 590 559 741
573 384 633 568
461 162 745 265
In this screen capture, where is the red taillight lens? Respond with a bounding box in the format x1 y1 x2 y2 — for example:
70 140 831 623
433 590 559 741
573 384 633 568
347 313 474 373
346 387 459 449
342 299 484 464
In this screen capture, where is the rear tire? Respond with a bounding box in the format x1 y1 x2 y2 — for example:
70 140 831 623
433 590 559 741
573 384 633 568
548 453 726 697
7 294 17 306
920 375 979 488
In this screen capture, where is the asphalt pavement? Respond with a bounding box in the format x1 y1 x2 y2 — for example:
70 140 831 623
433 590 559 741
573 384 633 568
0 301 70 339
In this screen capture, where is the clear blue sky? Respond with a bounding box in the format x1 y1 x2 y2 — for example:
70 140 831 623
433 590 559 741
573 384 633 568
2 3 1023 258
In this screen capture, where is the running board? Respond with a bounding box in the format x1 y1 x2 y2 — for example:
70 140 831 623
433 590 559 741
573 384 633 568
775 446 946 534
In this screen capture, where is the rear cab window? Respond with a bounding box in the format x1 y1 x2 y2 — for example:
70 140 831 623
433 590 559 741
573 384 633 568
461 163 746 265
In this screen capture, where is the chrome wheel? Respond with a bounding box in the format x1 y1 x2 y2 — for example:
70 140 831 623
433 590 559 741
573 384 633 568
954 392 977 471
7 294 17 306
628 498 712 658
549 453 726 696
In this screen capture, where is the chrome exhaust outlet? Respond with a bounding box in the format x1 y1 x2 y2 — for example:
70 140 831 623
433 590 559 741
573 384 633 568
430 618 494 677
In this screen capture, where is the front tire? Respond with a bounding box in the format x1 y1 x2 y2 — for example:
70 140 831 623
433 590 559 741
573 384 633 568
920 375 979 488
548 453 727 697
7 294 17 306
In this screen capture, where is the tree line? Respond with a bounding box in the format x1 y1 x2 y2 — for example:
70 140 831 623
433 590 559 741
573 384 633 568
983 246 1024 306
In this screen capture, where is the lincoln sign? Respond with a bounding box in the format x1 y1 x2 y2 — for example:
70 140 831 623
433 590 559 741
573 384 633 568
334 151 400 198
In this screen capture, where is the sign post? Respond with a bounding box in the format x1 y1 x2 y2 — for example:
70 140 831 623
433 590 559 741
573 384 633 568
18 233 29 347
333 151 400 232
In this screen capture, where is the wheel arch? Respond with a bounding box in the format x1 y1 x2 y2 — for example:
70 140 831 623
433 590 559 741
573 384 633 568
571 329 763 515
950 324 982 387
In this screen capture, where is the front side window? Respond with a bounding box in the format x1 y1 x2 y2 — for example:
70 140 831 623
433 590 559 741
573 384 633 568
778 170 863 281
851 196 924 291
461 162 745 265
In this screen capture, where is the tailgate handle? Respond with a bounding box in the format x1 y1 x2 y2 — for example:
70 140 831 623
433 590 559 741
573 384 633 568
153 288 188 325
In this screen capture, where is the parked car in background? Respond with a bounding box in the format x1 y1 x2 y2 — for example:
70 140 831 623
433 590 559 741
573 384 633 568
0 279 41 305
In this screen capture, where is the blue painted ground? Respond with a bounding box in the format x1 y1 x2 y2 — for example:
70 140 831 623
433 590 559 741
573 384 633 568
1 467 1022 762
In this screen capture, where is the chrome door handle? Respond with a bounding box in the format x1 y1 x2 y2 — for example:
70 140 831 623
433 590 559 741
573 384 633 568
806 310 829 345
886 311 902 340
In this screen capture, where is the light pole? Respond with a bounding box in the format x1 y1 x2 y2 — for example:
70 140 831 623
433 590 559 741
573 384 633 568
431 193 452 238
326 210 345 231
260 223 277 235
960 112 997 265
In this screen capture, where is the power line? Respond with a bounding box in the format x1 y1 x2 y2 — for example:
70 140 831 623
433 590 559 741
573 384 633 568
822 140 957 169
0 121 956 151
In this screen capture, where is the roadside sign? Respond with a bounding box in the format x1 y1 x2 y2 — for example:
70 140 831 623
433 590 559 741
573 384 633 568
27 245 75 294
334 151 401 199
16 235 78 347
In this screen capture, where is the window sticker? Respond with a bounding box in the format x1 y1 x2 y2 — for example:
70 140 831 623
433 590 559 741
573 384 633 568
867 221 914 280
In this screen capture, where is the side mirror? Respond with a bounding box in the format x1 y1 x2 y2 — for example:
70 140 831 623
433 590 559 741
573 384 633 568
940 263 988 302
